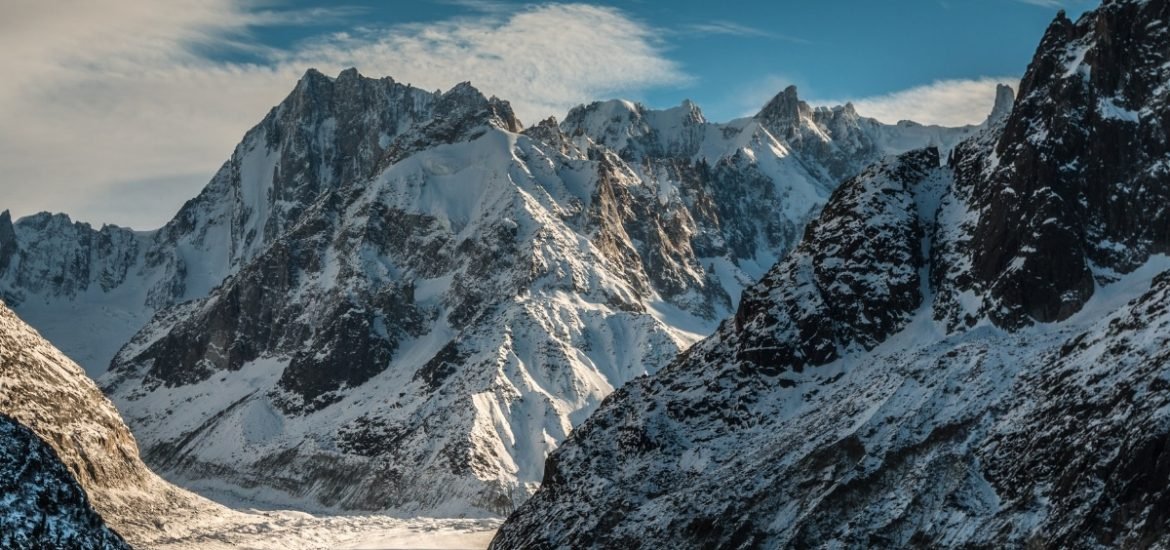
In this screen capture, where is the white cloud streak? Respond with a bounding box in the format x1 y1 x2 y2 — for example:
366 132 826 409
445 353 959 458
814 77 1019 127
0 0 686 229
1011 0 1065 7
681 21 809 43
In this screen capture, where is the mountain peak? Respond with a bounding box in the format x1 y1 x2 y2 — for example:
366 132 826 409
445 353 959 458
437 80 489 109
559 97 712 158
521 116 575 154
986 83 1015 125
296 67 332 88
436 80 521 130
675 98 706 124
564 99 642 121
337 66 362 80
444 80 480 97
755 85 812 134
762 85 801 112
0 210 15 275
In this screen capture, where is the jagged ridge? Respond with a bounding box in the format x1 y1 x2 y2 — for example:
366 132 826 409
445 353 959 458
492 0 1170 547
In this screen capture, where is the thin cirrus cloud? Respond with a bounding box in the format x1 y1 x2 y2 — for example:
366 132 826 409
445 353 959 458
1008 0 1097 9
1011 0 1065 7
0 0 687 230
680 21 810 43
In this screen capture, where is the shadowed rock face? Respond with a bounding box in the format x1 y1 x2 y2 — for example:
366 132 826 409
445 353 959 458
0 414 130 550
727 148 937 372
0 211 18 279
960 0 1170 328
492 1 1170 548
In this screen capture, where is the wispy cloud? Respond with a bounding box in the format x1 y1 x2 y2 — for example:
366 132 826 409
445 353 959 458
812 77 1019 127
681 21 809 44
1011 0 1064 7
434 0 513 13
243 6 372 26
0 1 687 229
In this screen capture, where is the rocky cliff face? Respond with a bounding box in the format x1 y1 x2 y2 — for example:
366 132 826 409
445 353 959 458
0 413 130 550
492 1 1170 547
0 300 223 547
4 65 989 515
948 0 1170 329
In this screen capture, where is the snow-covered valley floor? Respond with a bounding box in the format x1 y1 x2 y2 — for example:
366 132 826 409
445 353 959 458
149 512 499 550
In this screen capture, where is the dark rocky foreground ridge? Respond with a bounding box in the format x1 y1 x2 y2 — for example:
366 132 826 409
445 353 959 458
0 414 129 550
0 299 224 547
492 0 1170 547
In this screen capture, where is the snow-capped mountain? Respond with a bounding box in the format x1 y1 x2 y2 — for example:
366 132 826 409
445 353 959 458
0 69 507 375
0 413 130 550
751 84 985 183
492 1 1170 547
98 77 825 515
3 63 988 514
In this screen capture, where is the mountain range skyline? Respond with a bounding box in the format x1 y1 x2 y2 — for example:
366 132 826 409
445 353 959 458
3 0 1091 231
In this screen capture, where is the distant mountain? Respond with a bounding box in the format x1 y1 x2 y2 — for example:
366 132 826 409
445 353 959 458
2 65 990 514
492 0 1170 547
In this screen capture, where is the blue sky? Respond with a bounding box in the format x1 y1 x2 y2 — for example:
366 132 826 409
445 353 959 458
0 0 1097 229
